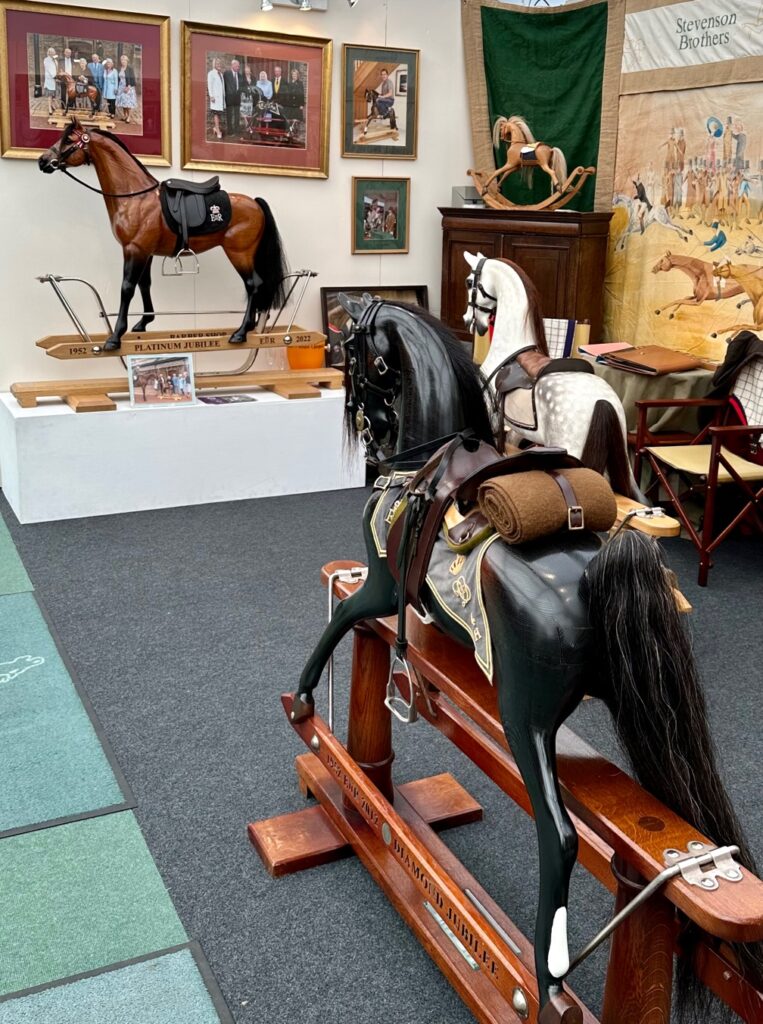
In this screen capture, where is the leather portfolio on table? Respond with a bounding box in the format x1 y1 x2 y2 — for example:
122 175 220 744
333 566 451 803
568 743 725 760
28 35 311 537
600 345 702 376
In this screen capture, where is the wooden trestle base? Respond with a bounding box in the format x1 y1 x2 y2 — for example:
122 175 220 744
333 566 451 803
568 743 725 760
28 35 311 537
250 562 763 1024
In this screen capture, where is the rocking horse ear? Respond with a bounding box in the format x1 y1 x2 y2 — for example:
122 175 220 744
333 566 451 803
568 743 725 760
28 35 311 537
463 251 480 271
338 292 365 322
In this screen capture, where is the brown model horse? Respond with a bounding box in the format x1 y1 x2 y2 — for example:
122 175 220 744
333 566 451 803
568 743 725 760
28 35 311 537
480 115 568 196
38 119 287 351
711 259 763 337
56 72 101 118
651 251 745 318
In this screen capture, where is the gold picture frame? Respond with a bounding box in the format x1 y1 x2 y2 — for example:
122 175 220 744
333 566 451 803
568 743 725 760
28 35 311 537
0 0 170 164
181 21 332 179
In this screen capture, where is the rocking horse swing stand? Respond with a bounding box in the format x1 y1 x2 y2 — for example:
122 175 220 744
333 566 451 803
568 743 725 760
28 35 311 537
252 565 763 1024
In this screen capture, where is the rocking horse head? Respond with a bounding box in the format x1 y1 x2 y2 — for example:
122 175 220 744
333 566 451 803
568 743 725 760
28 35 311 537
338 291 495 463
462 250 547 353
38 118 93 173
713 257 732 279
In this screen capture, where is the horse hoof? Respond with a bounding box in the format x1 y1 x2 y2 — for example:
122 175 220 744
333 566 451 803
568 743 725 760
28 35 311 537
290 692 314 722
710 333 718 339
655 309 661 316
668 314 674 320
228 333 245 345
103 338 121 352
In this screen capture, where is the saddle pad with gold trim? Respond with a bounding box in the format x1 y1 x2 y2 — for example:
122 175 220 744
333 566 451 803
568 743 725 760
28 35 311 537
370 476 497 682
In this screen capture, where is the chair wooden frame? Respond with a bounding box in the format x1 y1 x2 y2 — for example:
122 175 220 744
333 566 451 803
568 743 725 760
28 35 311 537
636 397 763 586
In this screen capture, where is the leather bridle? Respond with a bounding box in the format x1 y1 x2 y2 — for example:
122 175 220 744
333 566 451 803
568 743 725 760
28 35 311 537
46 126 159 198
345 299 402 464
465 257 497 334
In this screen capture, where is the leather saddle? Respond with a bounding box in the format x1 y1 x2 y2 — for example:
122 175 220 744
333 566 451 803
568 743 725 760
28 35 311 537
494 347 594 433
160 177 232 255
386 435 580 613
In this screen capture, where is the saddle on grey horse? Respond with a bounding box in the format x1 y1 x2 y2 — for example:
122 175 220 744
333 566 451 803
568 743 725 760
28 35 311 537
160 177 232 255
493 346 594 433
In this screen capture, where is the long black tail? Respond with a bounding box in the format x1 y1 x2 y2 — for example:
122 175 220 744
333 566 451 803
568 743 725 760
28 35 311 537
580 399 640 500
586 530 763 1020
254 197 288 313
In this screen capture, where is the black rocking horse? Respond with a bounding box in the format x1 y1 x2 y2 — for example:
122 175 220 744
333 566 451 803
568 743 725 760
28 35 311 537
362 87 397 138
290 295 763 1015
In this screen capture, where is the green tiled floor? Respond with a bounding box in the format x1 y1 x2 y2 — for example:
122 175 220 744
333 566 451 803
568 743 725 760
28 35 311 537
0 949 221 1024
0 517 32 596
0 593 125 833
0 813 187 997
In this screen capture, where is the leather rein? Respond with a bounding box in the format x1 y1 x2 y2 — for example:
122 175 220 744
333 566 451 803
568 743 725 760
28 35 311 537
53 128 160 199
346 299 401 464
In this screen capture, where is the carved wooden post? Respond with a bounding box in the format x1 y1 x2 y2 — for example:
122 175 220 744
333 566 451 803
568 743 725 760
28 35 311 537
601 855 675 1024
345 623 394 803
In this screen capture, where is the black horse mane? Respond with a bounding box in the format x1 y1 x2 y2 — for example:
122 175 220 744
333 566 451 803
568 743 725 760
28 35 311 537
65 121 159 184
342 300 498 455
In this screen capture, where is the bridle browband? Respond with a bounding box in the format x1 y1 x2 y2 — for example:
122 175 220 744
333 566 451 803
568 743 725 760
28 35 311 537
51 126 160 199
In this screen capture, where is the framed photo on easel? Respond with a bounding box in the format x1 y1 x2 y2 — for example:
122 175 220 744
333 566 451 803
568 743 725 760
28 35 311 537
341 43 418 159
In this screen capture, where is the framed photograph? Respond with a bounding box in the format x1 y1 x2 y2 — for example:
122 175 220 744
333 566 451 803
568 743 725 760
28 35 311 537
352 177 410 255
181 21 332 178
0 0 170 163
128 354 196 408
321 285 428 367
342 43 418 159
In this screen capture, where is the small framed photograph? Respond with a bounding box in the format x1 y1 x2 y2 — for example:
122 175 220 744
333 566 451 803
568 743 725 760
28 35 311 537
181 21 332 178
0 0 170 163
342 43 418 159
321 285 428 367
128 354 196 408
352 177 410 254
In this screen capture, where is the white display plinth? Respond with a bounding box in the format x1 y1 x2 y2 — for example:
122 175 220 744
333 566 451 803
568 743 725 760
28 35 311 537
0 390 365 523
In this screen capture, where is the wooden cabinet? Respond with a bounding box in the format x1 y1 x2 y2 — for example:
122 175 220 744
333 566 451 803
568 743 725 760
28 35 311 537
439 207 613 344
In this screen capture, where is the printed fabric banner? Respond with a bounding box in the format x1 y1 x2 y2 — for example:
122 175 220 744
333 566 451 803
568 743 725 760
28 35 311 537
624 0 763 73
479 2 608 211
605 80 763 361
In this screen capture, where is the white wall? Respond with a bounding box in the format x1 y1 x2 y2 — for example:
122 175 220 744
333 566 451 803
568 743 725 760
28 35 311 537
0 0 470 389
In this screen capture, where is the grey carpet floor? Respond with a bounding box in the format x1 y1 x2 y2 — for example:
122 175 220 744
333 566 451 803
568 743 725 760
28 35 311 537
2 488 761 1024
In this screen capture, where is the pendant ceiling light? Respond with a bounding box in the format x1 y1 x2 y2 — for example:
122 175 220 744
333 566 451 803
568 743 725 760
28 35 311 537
299 0 312 8
348 0 359 6
260 0 273 9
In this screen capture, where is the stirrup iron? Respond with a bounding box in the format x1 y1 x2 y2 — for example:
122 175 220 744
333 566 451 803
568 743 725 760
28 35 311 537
385 654 419 725
162 248 200 276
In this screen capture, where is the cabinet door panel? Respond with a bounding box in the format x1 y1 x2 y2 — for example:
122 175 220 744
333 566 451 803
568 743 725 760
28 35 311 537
501 238 570 318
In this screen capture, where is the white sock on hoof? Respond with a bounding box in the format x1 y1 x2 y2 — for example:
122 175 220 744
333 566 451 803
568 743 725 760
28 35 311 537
548 907 569 979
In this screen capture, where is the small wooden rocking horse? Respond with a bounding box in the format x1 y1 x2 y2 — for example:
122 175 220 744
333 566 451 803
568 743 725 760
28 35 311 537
468 115 596 213
38 118 287 351
56 72 101 118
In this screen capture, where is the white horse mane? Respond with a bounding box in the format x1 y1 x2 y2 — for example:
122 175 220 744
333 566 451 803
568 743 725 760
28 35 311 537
492 116 508 149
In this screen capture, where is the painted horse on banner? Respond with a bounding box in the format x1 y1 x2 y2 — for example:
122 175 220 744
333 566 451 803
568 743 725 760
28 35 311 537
290 294 763 1016
463 251 643 500
38 118 287 351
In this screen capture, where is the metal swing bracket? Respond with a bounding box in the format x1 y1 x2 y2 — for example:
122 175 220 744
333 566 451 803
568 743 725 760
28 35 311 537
161 248 200 276
566 843 743 975
325 566 369 734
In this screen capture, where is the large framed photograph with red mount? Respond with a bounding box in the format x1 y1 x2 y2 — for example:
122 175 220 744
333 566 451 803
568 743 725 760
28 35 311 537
0 0 170 164
181 22 332 179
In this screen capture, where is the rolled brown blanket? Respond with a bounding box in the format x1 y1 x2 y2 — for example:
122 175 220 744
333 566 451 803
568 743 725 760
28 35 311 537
477 468 617 544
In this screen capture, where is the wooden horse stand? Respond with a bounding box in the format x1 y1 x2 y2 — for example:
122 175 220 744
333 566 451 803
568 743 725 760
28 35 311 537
251 562 763 1023
468 166 596 213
